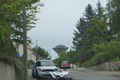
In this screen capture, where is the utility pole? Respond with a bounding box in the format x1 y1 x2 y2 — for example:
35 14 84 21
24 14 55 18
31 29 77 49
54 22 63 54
36 40 38 60
23 7 28 80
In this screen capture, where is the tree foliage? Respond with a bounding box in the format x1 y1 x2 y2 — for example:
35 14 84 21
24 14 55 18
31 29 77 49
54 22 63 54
93 40 120 58
84 18 110 48
73 18 87 51
58 52 72 67
32 46 51 60
106 0 120 37
95 0 107 21
73 4 95 51
8 0 43 43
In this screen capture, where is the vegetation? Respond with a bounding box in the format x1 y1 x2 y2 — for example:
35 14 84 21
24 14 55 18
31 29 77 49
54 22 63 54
28 60 34 67
14 58 25 80
32 46 52 60
0 0 43 80
106 0 120 37
58 0 120 68
73 4 95 51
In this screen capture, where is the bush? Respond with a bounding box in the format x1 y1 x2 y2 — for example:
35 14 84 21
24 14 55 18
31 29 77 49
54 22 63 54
83 52 112 67
28 66 32 69
93 41 120 58
112 57 120 61
13 58 25 80
28 60 34 67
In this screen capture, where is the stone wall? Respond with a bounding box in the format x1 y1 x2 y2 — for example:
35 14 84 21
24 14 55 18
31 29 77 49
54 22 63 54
0 62 16 80
89 61 120 71
105 61 120 71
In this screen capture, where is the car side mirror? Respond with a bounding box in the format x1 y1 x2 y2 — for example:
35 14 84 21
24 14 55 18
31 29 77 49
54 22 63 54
55 64 58 67
32 65 36 67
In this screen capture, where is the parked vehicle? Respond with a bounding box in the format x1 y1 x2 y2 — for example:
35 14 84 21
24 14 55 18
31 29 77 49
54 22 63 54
61 61 70 69
32 60 58 79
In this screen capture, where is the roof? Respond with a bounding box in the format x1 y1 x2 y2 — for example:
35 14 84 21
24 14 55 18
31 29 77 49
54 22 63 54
54 44 68 48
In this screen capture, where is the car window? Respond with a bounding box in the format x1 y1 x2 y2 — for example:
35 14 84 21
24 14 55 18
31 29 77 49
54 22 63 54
36 61 40 66
62 61 69 63
41 61 54 66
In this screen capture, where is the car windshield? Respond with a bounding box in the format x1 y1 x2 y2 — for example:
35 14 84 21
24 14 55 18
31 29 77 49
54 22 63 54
41 61 54 66
62 61 69 63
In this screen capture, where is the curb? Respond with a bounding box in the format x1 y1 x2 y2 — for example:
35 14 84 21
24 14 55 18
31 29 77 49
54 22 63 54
113 75 120 78
71 68 88 73
71 68 120 78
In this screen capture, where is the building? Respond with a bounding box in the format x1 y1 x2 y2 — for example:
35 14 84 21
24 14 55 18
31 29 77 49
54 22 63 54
12 41 37 61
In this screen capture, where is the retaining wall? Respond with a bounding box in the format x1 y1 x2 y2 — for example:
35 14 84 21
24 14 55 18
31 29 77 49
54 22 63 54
90 61 120 71
105 61 120 71
0 62 16 80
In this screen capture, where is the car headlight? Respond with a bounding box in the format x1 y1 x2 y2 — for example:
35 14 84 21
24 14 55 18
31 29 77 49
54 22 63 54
55 68 58 71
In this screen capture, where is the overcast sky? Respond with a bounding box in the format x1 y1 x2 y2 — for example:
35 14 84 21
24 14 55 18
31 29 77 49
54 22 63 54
28 0 108 60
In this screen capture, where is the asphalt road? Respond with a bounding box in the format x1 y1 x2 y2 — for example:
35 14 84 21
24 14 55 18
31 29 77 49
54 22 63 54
28 69 120 80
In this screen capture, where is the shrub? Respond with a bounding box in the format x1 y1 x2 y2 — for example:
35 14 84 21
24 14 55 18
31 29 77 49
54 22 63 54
83 52 112 67
93 41 120 58
28 60 34 67
28 66 32 69
13 58 25 80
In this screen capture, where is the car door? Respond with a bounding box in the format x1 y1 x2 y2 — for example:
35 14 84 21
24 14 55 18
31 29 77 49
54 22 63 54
33 61 37 75
34 61 41 75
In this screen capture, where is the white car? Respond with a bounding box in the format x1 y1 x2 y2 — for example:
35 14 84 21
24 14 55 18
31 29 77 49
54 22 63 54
32 60 58 79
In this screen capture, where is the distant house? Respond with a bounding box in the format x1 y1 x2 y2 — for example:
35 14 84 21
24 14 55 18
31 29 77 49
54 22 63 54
12 41 37 62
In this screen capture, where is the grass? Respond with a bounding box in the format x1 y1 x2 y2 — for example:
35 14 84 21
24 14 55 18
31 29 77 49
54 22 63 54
28 66 32 69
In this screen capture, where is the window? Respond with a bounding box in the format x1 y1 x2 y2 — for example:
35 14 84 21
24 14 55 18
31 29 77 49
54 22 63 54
36 61 40 66
41 61 54 66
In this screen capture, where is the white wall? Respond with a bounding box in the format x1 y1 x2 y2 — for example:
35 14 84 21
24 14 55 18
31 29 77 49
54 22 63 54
0 63 16 80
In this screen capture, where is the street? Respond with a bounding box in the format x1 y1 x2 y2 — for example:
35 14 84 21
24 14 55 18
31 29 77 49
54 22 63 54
28 69 120 80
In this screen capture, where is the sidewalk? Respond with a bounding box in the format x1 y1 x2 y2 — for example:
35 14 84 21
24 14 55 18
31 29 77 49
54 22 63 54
71 67 120 77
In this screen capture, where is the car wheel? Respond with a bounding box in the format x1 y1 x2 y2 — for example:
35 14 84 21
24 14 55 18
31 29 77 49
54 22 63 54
69 77 73 80
36 70 40 79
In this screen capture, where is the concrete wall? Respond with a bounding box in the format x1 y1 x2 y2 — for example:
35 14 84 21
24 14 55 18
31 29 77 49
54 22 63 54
90 63 106 70
0 63 16 80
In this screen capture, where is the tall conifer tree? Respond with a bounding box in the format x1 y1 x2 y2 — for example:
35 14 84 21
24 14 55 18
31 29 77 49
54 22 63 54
106 0 120 37
73 4 95 51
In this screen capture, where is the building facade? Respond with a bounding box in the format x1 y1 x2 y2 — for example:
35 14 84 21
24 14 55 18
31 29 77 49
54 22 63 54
12 41 37 62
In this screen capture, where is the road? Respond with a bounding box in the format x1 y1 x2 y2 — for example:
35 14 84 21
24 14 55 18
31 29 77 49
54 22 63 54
28 69 120 80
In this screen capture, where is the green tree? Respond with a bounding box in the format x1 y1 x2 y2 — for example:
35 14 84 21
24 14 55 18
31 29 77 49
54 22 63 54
92 40 120 59
95 0 107 21
73 4 95 51
84 18 109 48
83 18 111 59
73 18 87 51
106 0 120 37
0 0 41 61
7 1 44 43
32 46 51 60
83 4 96 27
58 52 72 67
